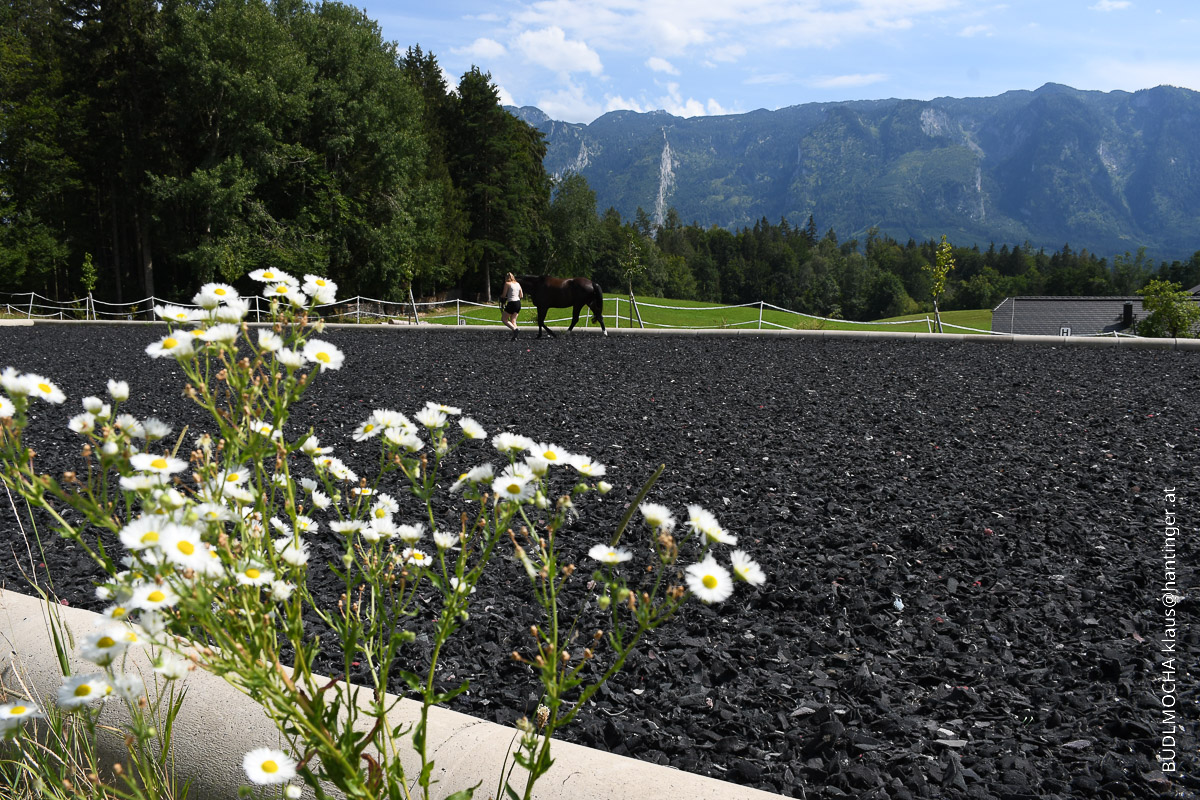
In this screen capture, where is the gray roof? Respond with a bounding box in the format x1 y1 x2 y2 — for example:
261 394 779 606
991 296 1146 336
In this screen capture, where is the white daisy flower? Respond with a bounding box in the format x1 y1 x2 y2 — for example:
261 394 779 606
0 367 31 396
114 413 145 438
458 417 486 440
132 582 180 614
243 748 296 785
274 538 310 567
80 625 131 666
277 348 305 369
154 304 199 323
588 543 633 564
264 282 307 306
730 550 766 586
686 555 735 604
195 502 235 524
68 413 97 434
401 548 431 567
433 530 460 550
153 653 190 680
350 486 374 499
145 334 194 360
25 374 65 404
81 395 104 414
194 283 238 308
352 419 382 441
426 402 462 416
119 516 171 551
142 418 173 441
159 524 212 571
302 274 337 296
361 520 392 543
492 474 533 503
302 339 344 371
57 675 113 710
248 419 282 439
570 455 607 477
371 409 411 429
234 563 274 587
257 329 283 353
450 463 495 493
491 431 534 455
523 456 549 478
329 520 365 536
686 504 737 546
383 427 423 452
299 435 332 456
271 580 295 601
309 490 331 511
530 442 570 465
0 702 44 731
112 674 145 703
414 406 447 429
449 576 475 594
248 268 297 285
371 493 398 515
294 515 318 534
314 456 356 483
214 467 249 488
101 604 131 621
640 502 675 531
394 523 424 544
0 397 15 418
213 297 250 323
499 462 534 482
200 323 240 345
130 452 188 476
107 379 130 402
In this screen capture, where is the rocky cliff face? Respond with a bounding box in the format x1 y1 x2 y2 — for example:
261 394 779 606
508 84 1200 258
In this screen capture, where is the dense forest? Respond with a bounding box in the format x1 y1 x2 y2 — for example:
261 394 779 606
3 0 1198 319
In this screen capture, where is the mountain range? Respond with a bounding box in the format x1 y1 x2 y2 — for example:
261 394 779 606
507 83 1200 261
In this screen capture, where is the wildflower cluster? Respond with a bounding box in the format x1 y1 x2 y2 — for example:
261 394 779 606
0 269 765 800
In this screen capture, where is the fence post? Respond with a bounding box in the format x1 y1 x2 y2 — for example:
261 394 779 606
456 299 461 326
926 317 932 333
356 298 361 324
28 296 34 319
254 296 261 324
758 301 763 330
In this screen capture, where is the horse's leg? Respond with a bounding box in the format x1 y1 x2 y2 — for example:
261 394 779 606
538 306 554 338
592 299 607 335
568 304 582 332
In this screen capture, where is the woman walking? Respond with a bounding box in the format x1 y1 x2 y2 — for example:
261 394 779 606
501 273 524 340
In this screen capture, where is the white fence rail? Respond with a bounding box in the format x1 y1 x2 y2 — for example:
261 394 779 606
0 290 1141 337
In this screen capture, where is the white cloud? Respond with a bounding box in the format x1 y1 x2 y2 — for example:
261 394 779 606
534 80 604 122
514 26 603 75
707 43 746 64
453 37 507 61
809 72 890 89
496 84 516 106
958 24 994 37
706 98 732 115
647 56 680 75
745 72 796 86
1090 0 1132 10
606 95 647 113
1083 57 1200 92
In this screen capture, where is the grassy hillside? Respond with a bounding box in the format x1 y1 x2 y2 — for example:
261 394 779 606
423 297 992 333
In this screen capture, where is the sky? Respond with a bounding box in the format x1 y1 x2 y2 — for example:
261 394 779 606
367 1 1200 124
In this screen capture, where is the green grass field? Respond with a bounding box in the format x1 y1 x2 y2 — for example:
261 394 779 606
421 297 992 334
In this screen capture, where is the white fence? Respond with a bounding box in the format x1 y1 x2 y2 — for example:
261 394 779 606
0 290 1138 337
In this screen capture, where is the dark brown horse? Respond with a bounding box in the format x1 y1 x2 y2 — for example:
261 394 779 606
516 275 607 338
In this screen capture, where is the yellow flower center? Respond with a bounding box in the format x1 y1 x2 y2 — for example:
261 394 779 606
112 607 127 617
97 636 115 648
262 272 275 280
363 423 374 432
315 279 326 286
507 483 521 494
374 508 386 518
245 568 260 579
74 684 92 697
148 590 165 603
38 383 51 393
275 285 289 294
140 531 159 544
163 337 178 349
316 352 331 363
544 451 557 460
10 706 24 715
151 457 168 470
702 575 718 590
262 760 279 774
175 313 187 320
228 473 240 482
176 541 195 556
412 553 425 561
215 288 227 295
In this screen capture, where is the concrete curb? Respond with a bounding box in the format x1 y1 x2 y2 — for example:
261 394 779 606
0 588 785 800
10 319 1199 350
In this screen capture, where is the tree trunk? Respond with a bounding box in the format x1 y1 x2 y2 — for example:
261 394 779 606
933 299 943 333
136 208 154 300
109 194 124 303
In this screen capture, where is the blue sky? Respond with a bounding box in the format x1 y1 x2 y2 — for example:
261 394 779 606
368 1 1200 123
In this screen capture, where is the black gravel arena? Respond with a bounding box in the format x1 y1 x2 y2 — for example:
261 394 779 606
1 323 1197 800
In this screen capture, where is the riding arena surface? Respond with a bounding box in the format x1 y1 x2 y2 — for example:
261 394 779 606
1 324 1197 800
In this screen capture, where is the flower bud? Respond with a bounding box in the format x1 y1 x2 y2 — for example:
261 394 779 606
597 481 612 495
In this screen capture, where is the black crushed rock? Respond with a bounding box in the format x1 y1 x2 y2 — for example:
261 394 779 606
1 324 1198 800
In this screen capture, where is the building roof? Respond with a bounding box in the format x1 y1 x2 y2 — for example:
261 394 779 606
991 296 1145 336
